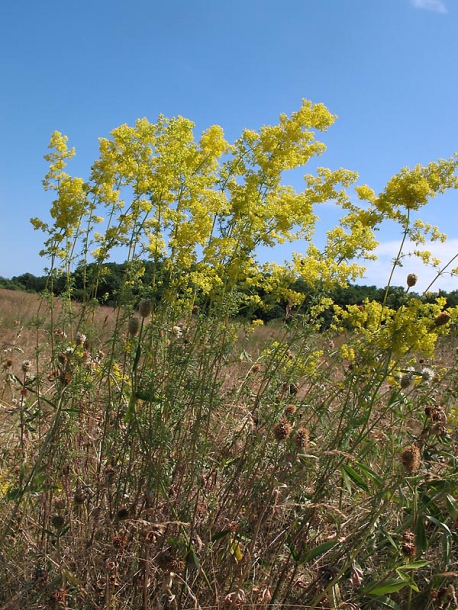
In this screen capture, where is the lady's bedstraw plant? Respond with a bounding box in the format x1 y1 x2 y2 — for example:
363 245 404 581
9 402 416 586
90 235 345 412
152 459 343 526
2 101 458 609
30 101 392 314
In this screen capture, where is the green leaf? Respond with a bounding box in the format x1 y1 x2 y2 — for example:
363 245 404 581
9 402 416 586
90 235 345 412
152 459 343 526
394 570 419 591
229 539 243 563
286 537 299 562
187 546 200 569
396 561 429 571
211 529 231 542
133 344 141 372
124 393 137 423
340 466 352 494
62 569 83 586
363 578 407 595
426 515 452 536
300 539 339 564
442 530 451 565
353 460 383 488
414 517 428 552
379 528 398 551
328 583 342 608
5 487 22 501
368 595 402 610
445 494 458 520
341 464 369 492
134 390 161 403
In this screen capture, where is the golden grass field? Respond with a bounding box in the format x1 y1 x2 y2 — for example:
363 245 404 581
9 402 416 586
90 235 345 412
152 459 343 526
1 286 458 610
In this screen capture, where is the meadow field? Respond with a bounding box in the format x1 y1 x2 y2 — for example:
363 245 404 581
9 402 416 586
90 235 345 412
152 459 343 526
1 284 458 610
2 101 458 609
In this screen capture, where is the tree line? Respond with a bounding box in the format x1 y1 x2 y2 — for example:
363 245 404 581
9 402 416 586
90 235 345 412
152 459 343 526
1 262 458 323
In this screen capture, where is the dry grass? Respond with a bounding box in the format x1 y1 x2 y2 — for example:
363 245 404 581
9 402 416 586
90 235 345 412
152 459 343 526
1 288 458 610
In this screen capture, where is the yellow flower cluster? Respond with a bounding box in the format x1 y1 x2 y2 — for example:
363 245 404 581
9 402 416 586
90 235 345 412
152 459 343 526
32 101 458 317
334 297 455 360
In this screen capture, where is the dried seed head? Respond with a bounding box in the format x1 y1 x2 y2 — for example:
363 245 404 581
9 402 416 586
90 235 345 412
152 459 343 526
51 514 65 530
406 273 418 287
73 488 86 506
104 465 117 484
2 359 13 369
401 530 416 557
171 325 182 338
273 418 292 442
431 422 446 435
59 370 72 385
113 532 129 549
400 369 414 389
54 497 65 510
21 360 31 373
295 427 309 450
434 311 451 327
424 405 447 423
401 445 421 474
116 507 129 520
128 317 140 336
75 332 86 346
139 299 153 318
282 382 298 395
284 404 297 417
420 367 435 384
170 557 185 572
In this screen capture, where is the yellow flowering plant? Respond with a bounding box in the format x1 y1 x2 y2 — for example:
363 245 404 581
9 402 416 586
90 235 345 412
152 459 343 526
4 100 458 610
32 102 458 324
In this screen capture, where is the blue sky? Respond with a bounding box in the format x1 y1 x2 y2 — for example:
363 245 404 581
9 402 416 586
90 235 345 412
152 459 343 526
1 0 458 291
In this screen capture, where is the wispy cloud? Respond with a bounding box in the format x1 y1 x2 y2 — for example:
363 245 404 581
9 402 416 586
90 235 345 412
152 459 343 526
359 239 458 292
410 0 447 14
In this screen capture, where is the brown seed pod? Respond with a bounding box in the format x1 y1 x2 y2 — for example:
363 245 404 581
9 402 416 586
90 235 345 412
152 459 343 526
406 273 418 287
273 418 292 441
401 445 421 474
128 317 140 336
434 311 451 327
295 427 309 450
139 299 153 318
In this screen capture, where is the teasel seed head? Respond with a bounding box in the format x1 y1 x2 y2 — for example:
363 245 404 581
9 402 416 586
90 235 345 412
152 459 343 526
400 370 414 389
75 332 86 346
284 404 297 417
294 427 309 450
401 444 421 474
128 317 140 336
406 273 418 288
434 311 451 327
21 360 31 373
51 514 65 530
401 530 416 557
139 299 152 318
273 418 292 442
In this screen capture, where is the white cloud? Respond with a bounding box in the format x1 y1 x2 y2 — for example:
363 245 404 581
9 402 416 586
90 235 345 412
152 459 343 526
359 238 458 292
410 0 447 13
